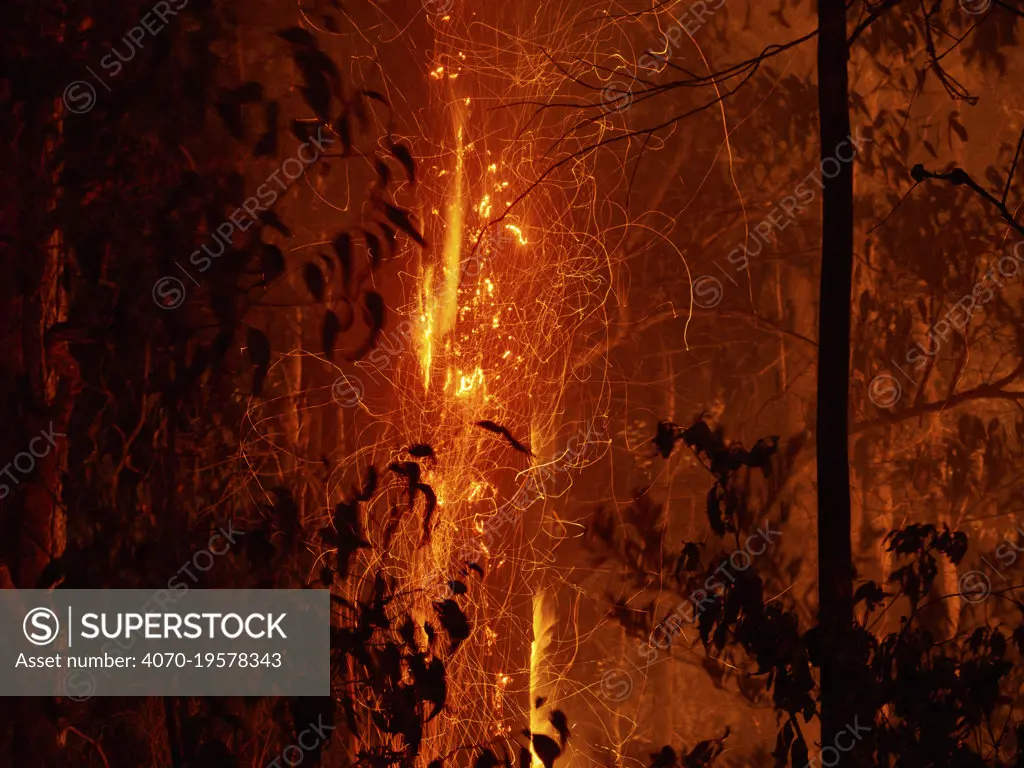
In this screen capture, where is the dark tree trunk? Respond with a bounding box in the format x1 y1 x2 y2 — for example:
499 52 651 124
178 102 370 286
816 0 860 762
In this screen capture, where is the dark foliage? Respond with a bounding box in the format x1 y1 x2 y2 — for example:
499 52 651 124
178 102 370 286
624 419 1024 767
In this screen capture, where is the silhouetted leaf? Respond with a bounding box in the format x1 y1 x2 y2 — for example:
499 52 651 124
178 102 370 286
355 466 377 502
326 500 369 578
215 93 245 140
362 89 389 107
949 113 968 143
374 157 391 187
985 165 1005 192
260 243 286 285
304 262 326 301
475 420 533 456
296 48 342 99
790 733 808 768
653 420 680 458
433 599 471 652
276 26 318 47
418 482 437 545
390 140 416 184
363 230 384 270
411 653 447 720
474 748 501 768
291 118 321 144
300 76 332 122
531 734 561 768
333 232 353 291
382 203 427 246
334 108 352 155
323 310 341 362
260 210 292 237
550 710 570 747
684 726 729 767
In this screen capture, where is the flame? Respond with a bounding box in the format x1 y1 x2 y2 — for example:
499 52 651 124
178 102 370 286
239 2 622 761
530 589 558 768
416 91 469 393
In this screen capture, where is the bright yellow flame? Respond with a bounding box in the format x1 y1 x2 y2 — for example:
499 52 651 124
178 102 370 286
417 102 467 390
530 589 557 768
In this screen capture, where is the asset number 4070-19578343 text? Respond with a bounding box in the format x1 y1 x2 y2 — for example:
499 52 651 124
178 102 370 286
140 652 282 668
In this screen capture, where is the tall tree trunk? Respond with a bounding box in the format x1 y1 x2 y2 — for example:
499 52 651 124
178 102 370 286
816 0 859 761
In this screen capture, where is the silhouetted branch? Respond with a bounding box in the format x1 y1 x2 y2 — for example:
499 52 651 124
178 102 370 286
911 161 1024 238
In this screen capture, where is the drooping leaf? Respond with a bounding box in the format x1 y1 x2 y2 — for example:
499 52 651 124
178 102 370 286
550 710 570 747
390 140 416 184
323 310 341 362
362 89 389 107
474 749 501 768
949 112 968 144
985 165 1005 192
433 599 471 652
333 232 353 291
276 26 318 47
411 653 447 721
300 76 332 123
291 118 321 144
260 243 286 285
260 210 292 237
531 734 561 768
382 202 427 246
683 726 729 767
334 108 352 155
652 420 680 458
374 157 391 187
295 48 342 100
362 230 383 270
215 92 245 140
418 482 437 546
304 262 326 301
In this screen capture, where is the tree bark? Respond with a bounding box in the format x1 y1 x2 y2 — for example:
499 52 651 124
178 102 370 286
816 0 859 762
